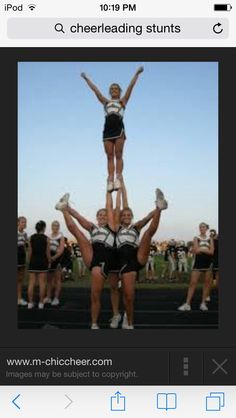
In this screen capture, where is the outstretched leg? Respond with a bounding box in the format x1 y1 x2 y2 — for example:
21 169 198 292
62 209 93 268
137 208 161 266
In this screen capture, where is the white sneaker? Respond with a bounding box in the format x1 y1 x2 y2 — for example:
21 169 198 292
38 302 44 310
200 302 208 311
110 313 122 329
51 297 60 306
178 302 191 312
122 312 128 329
107 180 114 193
113 178 121 191
18 298 28 307
206 296 211 302
155 188 168 210
91 323 100 330
122 323 134 330
55 193 70 211
28 302 34 309
43 297 52 304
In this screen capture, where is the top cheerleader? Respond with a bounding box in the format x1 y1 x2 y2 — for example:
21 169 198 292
81 66 144 192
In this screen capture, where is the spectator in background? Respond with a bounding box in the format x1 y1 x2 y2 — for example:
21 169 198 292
72 243 86 279
176 240 188 280
44 221 65 306
17 216 28 307
178 222 214 312
27 221 51 309
164 239 177 281
61 238 73 281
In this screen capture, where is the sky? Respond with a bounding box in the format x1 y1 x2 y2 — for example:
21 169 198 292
18 61 218 241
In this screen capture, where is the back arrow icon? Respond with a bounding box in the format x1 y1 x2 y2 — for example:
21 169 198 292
213 23 223 34
12 394 21 410
64 394 73 409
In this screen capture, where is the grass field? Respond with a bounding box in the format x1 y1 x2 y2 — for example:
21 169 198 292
22 255 214 291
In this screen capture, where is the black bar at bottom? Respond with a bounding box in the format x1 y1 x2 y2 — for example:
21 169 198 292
0 348 236 385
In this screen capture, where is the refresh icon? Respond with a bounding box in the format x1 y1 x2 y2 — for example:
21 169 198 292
213 22 223 34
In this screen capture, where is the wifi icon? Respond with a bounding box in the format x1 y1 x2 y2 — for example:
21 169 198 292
28 4 36 11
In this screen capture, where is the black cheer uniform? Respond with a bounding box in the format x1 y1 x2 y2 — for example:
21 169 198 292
49 233 63 272
103 100 126 141
192 236 212 271
116 224 143 274
28 233 48 272
17 230 28 267
89 224 116 278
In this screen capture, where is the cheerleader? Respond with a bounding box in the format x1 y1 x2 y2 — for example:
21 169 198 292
116 180 168 329
45 221 65 306
17 216 28 306
28 221 51 309
81 67 144 192
55 191 116 329
178 222 214 312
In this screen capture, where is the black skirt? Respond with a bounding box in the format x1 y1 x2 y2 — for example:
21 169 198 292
103 114 126 141
28 256 48 272
18 246 26 267
118 245 144 274
192 254 212 271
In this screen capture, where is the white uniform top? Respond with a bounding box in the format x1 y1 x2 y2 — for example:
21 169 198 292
90 225 115 248
116 225 140 248
49 232 63 253
18 230 27 247
104 99 125 118
196 235 210 249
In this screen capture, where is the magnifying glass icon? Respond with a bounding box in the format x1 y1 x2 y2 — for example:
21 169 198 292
55 23 65 34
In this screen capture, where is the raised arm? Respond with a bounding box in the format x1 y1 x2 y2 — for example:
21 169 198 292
121 178 129 209
106 191 115 231
114 189 122 229
81 72 108 105
134 210 156 232
121 66 144 107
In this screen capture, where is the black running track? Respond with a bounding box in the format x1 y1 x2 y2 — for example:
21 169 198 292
18 287 218 329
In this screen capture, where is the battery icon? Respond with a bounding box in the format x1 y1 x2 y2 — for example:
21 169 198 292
214 4 232 10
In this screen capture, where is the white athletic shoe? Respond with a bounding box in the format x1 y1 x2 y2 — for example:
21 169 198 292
91 323 100 330
122 312 134 329
206 296 211 302
122 312 128 329
43 297 52 304
113 178 121 191
38 302 44 310
27 302 34 309
178 302 191 312
51 297 60 306
55 193 70 211
155 188 168 210
110 313 122 329
18 298 28 307
107 180 114 193
122 324 134 330
200 302 208 311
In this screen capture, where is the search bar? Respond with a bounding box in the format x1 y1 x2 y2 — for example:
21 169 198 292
8 18 229 39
